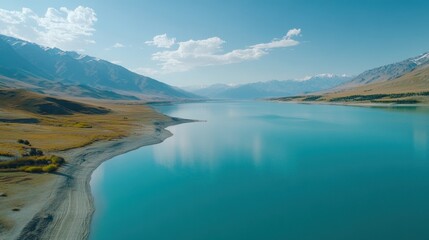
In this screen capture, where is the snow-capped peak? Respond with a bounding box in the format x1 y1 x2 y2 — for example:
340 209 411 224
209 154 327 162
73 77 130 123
411 52 429 65
315 73 335 78
298 73 350 81
41 46 52 51
75 54 88 60
11 41 27 47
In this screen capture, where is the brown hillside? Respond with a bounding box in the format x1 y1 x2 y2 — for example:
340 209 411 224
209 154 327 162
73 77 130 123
0 89 110 115
0 89 171 154
329 66 429 95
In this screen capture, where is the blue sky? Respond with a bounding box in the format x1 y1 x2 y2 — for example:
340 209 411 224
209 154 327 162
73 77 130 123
1 0 429 87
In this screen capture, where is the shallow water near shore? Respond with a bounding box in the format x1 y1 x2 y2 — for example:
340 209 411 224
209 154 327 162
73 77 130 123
90 101 429 240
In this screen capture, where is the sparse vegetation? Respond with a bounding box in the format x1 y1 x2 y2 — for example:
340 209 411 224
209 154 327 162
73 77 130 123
272 96 302 101
23 166 43 173
0 155 65 173
330 94 390 102
329 92 429 103
0 118 39 124
302 95 323 101
372 99 420 104
50 155 65 165
22 148 44 157
0 151 14 157
17 139 31 146
72 122 92 128
275 91 429 104
42 164 59 173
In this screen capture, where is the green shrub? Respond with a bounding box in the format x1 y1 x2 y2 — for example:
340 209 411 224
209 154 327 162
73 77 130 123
50 155 65 164
17 139 30 145
18 166 29 171
42 164 58 173
0 151 14 157
24 166 43 173
0 153 65 173
27 148 43 156
73 122 92 128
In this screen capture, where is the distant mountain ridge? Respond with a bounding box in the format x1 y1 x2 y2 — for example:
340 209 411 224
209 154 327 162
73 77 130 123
341 52 429 87
191 74 352 99
0 34 198 100
274 52 429 104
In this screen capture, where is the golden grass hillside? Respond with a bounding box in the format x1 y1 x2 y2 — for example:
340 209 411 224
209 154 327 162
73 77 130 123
0 89 171 155
0 88 110 115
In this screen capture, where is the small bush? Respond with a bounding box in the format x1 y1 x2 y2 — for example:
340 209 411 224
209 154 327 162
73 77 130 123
0 153 65 173
27 148 43 156
17 139 30 145
50 155 65 164
18 166 29 171
0 151 14 157
24 166 43 173
42 164 58 173
73 122 92 128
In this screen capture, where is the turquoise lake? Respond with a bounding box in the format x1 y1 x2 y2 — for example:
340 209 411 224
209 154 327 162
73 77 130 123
90 101 429 240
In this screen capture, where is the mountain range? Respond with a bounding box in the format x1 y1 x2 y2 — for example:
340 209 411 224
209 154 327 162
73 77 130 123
275 52 429 104
1 34 428 104
189 74 352 99
0 34 198 100
339 52 429 88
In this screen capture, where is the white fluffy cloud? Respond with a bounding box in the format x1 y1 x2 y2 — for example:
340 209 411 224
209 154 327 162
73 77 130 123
251 28 301 49
145 33 176 48
0 6 97 50
147 28 301 73
112 42 125 48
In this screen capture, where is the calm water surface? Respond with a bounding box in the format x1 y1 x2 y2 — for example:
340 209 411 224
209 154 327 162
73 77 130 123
90 101 429 240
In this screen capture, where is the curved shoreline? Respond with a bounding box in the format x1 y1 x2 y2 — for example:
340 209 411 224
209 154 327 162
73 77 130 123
16 118 193 240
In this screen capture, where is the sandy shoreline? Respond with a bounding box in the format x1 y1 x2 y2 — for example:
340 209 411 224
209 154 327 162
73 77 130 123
9 117 192 240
